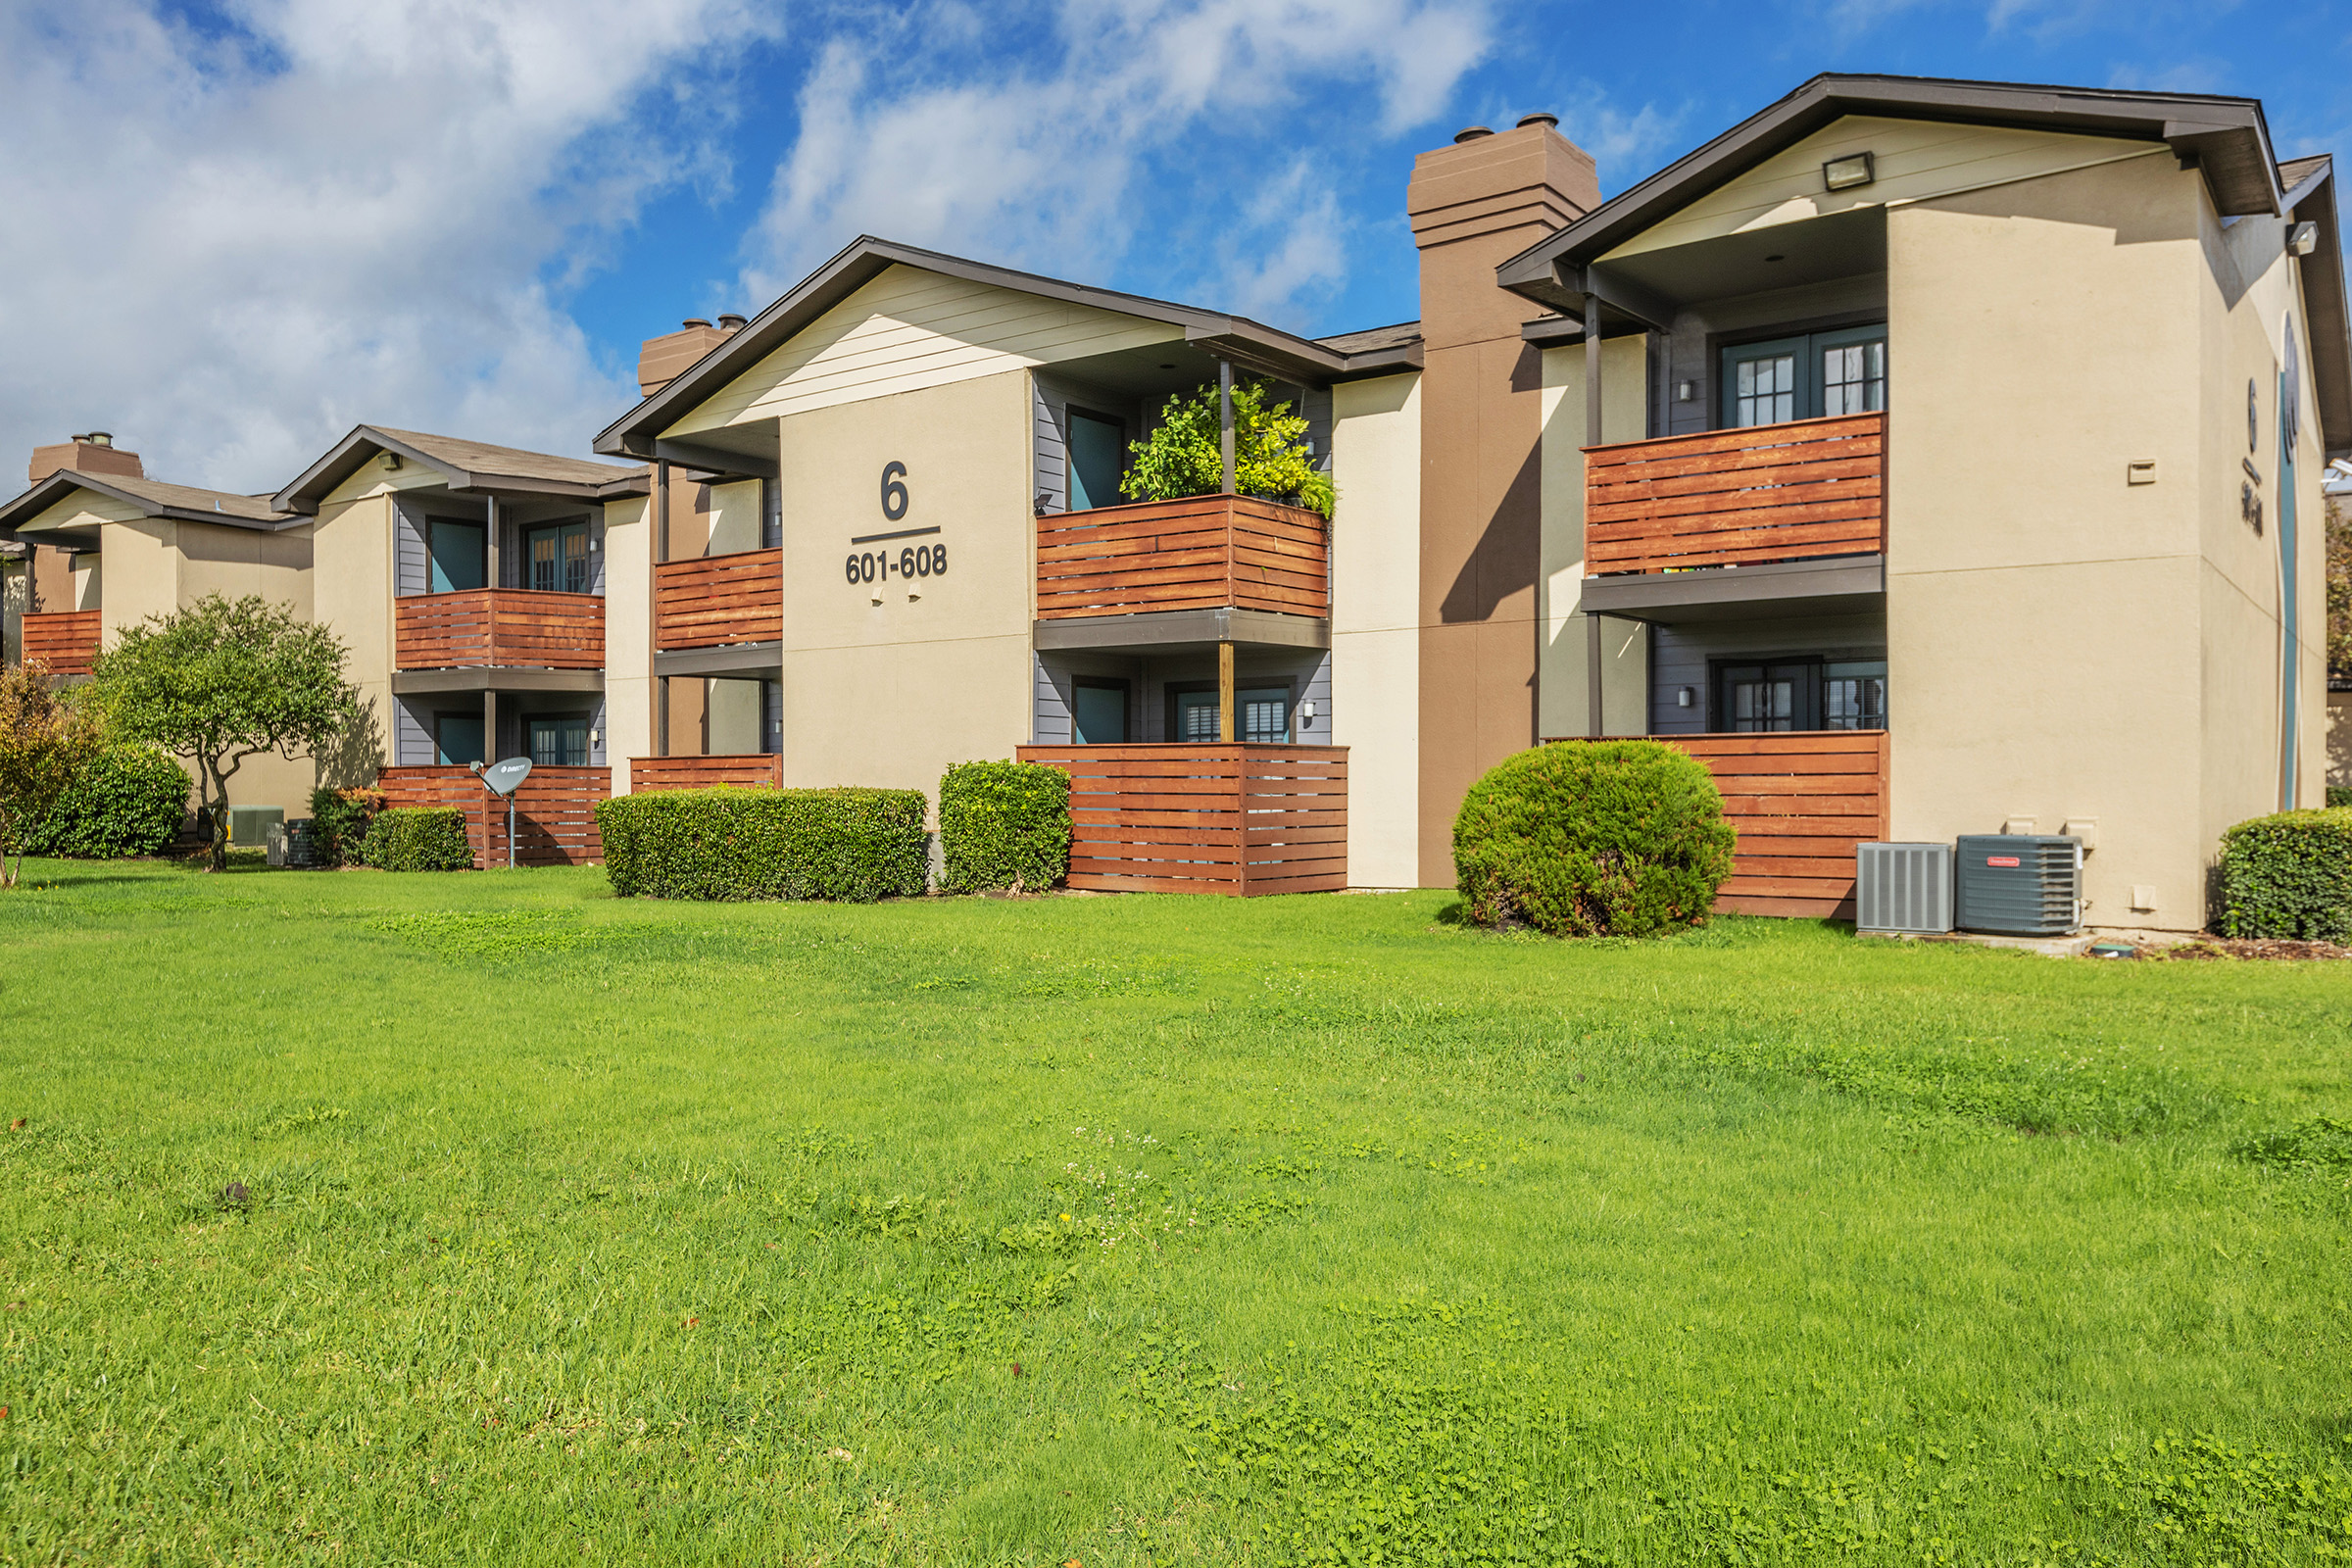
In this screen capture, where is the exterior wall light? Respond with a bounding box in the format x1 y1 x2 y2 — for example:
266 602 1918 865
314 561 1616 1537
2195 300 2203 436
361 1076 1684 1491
1822 152 1875 192
2288 220 2319 256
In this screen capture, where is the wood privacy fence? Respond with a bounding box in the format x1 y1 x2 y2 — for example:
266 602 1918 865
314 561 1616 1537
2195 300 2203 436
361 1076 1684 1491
1035 495 1329 620
393 589 604 670
1015 744 1347 896
377 764 610 867
1659 731 1888 918
22 610 100 676
655 548 782 650
1583 412 1886 574
628 754 782 792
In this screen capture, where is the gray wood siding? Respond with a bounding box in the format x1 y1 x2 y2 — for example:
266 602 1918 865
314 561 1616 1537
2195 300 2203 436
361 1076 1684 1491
1647 612 1886 733
393 501 427 597
393 696 433 763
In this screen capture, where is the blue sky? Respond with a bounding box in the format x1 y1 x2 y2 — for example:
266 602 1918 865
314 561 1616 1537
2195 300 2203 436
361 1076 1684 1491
3 0 2344 490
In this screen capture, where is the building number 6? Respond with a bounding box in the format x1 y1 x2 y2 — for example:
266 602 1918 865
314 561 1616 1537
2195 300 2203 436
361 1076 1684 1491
880 461 909 521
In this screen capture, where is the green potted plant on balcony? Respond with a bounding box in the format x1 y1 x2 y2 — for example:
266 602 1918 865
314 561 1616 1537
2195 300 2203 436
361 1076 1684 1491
1124 381 1336 519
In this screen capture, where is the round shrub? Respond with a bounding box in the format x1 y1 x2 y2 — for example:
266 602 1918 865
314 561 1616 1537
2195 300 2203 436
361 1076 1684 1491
1453 740 1736 937
309 785 385 868
24 745 190 858
939 760 1070 893
2217 808 2352 941
360 807 474 871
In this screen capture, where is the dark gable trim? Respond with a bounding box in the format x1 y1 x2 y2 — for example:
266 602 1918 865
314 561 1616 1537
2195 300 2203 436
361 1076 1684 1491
273 426 650 515
594 236 1390 459
0 470 288 536
1496 74 2287 317
2287 160 2352 460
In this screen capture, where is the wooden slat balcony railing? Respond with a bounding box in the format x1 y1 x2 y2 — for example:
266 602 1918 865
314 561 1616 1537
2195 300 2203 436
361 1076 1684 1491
628 754 782 792
377 765 611 867
1543 731 1888 918
656 548 782 651
1015 744 1347 896
23 610 101 676
394 589 604 671
1036 495 1329 620
1584 412 1886 575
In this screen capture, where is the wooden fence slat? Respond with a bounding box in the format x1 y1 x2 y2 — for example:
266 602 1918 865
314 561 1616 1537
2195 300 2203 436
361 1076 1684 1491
1020 744 1346 896
629 755 782 792
394 590 604 670
377 764 610 867
23 611 101 676
1035 495 1330 621
1582 413 1885 576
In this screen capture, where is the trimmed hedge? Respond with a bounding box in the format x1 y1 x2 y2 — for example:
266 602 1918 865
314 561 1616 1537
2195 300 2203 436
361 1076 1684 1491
1454 740 1737 938
360 808 474 872
24 745 191 858
939 760 1070 893
597 787 928 902
309 786 386 868
2217 808 2352 941
2329 786 2352 810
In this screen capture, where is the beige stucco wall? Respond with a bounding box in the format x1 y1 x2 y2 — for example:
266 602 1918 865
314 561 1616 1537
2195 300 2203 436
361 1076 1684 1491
1330 372 1422 887
705 479 763 556
773 369 1034 794
1886 150 2326 933
310 466 420 788
1538 337 1650 742
603 494 651 794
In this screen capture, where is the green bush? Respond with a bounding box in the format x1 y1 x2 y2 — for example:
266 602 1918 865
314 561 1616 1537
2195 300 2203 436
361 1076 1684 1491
1124 380 1336 518
1453 740 1737 938
939 760 1070 893
2217 808 2352 940
597 787 928 902
2328 786 2352 809
309 786 385 867
359 808 474 872
24 746 190 858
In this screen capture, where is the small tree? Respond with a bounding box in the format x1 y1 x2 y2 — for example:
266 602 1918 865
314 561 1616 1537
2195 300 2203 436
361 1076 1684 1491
0 662 104 888
88 594 361 871
2328 493 2350 686
1124 380 1336 518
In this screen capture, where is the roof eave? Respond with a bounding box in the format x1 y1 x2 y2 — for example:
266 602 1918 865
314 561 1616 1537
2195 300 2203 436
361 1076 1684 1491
271 426 464 515
2285 160 2352 461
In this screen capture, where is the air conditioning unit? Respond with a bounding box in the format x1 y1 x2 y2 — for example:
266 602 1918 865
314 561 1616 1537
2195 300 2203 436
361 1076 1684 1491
1857 843 1953 933
227 805 283 849
1955 835 2082 936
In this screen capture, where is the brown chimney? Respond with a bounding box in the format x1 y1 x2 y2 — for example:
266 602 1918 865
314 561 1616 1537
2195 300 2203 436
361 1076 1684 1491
637 318 737 398
1403 115 1598 886
28 432 146 485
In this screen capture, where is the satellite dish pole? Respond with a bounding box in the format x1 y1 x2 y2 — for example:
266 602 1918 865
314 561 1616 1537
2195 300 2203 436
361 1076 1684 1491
470 757 535 868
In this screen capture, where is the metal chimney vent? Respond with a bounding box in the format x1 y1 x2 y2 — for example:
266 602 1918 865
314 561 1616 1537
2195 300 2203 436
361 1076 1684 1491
1955 835 2082 937
1857 843 1952 934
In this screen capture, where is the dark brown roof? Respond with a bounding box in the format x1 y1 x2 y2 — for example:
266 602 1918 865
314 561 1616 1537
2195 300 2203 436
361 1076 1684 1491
365 427 648 489
0 468 295 535
1317 320 1423 356
273 424 650 514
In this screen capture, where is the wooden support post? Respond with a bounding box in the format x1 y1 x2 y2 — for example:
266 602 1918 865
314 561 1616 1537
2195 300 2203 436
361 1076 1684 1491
1585 293 1604 739
1218 358 1235 496
1586 613 1604 739
1218 639 1235 743
486 494 501 588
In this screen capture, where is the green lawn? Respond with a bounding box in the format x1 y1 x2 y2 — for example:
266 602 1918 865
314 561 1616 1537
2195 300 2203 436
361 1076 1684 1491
2 860 2348 1566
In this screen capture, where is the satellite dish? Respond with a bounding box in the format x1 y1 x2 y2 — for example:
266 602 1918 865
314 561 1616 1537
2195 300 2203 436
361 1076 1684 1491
480 757 533 797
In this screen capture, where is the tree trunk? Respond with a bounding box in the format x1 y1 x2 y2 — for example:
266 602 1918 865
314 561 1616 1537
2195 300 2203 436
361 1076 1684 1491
206 764 230 872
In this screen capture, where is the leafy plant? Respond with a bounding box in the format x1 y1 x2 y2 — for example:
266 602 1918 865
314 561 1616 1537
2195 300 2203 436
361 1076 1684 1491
2216 808 2352 941
86 594 362 872
1453 740 1737 937
2329 786 2352 810
596 786 928 902
309 785 385 868
938 760 1070 893
25 745 189 859
0 661 104 887
2328 493 2350 685
1124 380 1336 518
358 807 473 872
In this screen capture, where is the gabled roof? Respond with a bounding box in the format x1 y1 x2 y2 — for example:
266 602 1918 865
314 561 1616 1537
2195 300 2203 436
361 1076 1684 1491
1317 320 1423 358
0 467 294 536
594 237 1420 461
273 424 650 515
1496 74 2291 313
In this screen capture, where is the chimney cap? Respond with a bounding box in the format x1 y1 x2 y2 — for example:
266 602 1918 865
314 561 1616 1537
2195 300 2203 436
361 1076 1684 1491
1515 112 1559 130
682 318 712 330
715 314 747 330
1452 125 1494 143
85 431 113 447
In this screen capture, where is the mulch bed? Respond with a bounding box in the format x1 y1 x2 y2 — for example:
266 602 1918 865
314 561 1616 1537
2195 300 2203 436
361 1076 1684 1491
2137 936 2352 961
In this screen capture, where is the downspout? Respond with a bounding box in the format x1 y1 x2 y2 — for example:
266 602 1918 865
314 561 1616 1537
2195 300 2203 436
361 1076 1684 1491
1585 294 1605 739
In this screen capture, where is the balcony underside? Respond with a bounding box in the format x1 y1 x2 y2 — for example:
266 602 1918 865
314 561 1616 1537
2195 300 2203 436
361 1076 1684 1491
1033 606 1328 655
1580 555 1885 624
655 641 782 680
390 667 605 695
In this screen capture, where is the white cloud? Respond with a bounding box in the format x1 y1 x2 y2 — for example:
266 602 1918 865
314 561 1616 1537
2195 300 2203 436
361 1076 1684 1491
0 0 773 492
741 0 1492 320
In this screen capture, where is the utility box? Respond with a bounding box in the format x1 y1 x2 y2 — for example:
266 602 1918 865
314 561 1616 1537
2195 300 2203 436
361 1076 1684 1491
1857 843 1953 934
1955 835 2082 937
228 806 283 850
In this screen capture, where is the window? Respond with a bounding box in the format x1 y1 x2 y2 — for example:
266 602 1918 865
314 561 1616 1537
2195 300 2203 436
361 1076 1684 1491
1822 660 1887 729
434 712 484 766
526 713 589 766
1066 409 1126 513
523 519 591 594
1714 658 1888 732
1721 324 1886 427
1071 677 1129 744
1171 686 1290 743
427 518 486 593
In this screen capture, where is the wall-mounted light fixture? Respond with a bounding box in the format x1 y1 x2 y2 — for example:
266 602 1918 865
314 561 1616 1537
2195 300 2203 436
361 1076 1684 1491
1823 151 1875 192
1675 380 1695 403
1677 687 1694 709
2288 220 2319 257
382 452 403 470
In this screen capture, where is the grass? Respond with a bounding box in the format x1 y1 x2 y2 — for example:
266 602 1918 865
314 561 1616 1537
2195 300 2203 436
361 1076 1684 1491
1 859 2349 1566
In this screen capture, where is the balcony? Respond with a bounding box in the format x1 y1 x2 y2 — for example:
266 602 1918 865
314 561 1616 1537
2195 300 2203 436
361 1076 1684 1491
1580 414 1885 621
656 549 782 651
23 610 100 676
394 589 603 672
1015 743 1347 896
1036 495 1329 622
629 754 781 792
